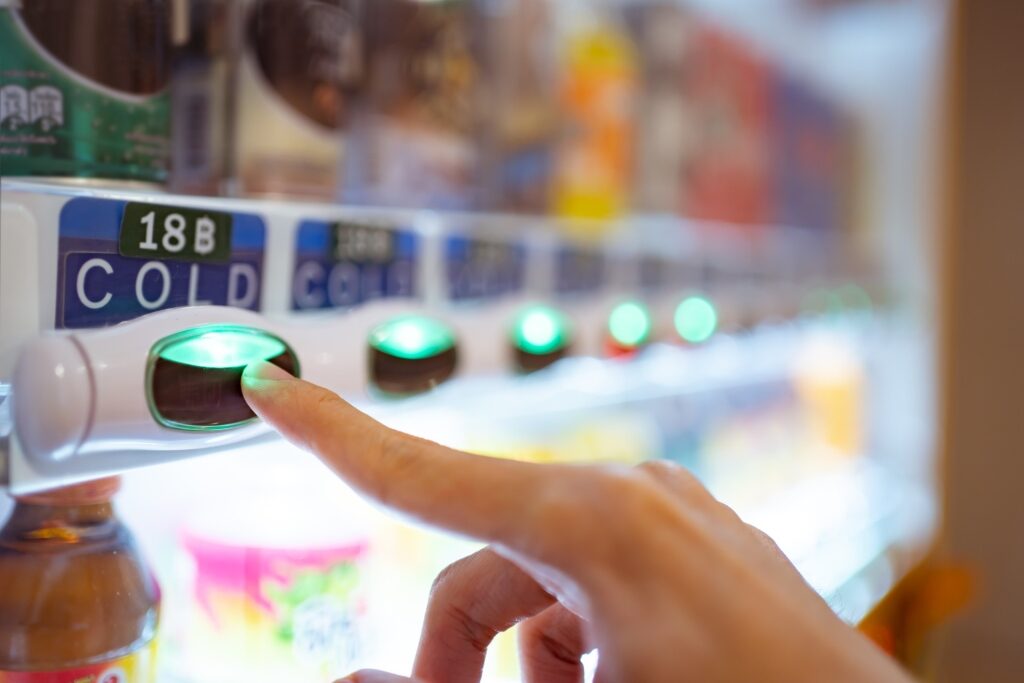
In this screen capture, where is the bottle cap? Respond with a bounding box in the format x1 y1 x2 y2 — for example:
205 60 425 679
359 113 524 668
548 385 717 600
15 477 122 506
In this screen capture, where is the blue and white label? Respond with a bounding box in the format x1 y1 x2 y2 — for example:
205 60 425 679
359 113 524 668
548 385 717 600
445 236 526 302
555 247 605 295
291 219 418 311
639 256 668 292
56 197 266 329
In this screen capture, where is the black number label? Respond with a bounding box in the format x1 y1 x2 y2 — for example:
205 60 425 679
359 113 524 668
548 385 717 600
120 202 232 263
446 237 525 301
330 221 395 264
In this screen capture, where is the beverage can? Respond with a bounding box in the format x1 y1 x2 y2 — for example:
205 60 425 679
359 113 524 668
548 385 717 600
342 0 481 210
232 0 362 199
0 1 172 183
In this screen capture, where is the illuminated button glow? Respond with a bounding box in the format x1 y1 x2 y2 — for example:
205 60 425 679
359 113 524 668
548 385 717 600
157 328 287 368
147 325 299 431
369 315 455 360
674 296 718 344
513 305 570 355
608 301 652 348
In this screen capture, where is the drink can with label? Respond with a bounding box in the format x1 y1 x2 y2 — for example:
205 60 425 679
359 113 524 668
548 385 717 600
232 0 362 200
168 0 240 196
476 0 558 214
342 0 483 211
0 0 173 184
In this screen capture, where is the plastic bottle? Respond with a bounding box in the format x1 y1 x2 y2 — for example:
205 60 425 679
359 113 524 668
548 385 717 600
0 477 160 682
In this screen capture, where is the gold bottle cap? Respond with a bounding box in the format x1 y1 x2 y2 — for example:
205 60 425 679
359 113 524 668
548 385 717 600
15 477 122 506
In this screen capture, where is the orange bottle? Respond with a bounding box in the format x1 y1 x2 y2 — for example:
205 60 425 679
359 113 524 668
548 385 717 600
0 477 160 682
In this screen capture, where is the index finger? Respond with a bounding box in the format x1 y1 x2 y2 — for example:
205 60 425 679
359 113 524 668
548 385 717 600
241 361 573 555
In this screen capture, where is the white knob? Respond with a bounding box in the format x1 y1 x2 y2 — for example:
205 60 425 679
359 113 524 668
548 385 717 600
13 336 92 463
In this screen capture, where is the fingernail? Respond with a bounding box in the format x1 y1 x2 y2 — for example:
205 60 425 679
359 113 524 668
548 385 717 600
242 360 294 385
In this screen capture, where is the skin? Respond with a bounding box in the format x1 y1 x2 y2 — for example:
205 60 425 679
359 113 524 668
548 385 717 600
241 361 914 683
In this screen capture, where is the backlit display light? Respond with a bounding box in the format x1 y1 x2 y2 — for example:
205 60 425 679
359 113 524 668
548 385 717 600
608 301 652 349
674 296 718 344
368 315 458 395
511 305 572 372
147 325 299 431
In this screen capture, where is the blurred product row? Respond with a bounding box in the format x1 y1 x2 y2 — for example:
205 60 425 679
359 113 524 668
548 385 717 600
1 315 899 683
0 0 852 232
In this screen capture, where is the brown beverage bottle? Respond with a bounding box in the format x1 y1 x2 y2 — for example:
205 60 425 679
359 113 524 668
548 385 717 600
0 477 160 682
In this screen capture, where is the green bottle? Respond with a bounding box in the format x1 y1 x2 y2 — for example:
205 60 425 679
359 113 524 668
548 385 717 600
0 0 172 183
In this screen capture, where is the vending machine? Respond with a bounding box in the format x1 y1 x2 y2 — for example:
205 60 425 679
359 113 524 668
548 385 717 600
0 1 943 681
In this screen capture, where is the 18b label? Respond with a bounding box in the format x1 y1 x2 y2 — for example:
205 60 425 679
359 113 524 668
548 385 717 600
119 202 232 263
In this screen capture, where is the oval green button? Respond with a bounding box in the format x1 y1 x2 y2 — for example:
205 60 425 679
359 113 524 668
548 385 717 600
369 315 456 360
512 305 571 355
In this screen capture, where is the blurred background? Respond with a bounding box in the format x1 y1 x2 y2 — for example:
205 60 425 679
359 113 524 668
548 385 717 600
1 0 1023 681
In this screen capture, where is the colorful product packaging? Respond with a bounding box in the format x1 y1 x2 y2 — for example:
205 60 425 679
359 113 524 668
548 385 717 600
180 532 368 683
168 0 238 195
476 0 558 213
624 2 697 214
170 451 373 683
770 73 849 232
232 0 362 199
551 2 637 221
342 0 482 210
684 26 772 228
0 0 172 183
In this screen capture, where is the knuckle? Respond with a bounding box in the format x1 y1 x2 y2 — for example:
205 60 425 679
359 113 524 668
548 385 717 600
537 630 581 667
746 523 784 555
597 467 681 531
522 474 604 560
429 554 473 597
367 430 424 506
534 485 591 529
545 468 655 530
636 459 688 481
523 466 675 567
599 466 661 507
424 554 498 652
312 385 340 408
443 602 497 654
304 383 345 417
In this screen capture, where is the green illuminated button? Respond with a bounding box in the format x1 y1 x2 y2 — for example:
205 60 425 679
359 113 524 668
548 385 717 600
674 296 718 344
369 315 457 394
608 300 652 348
511 305 571 372
148 325 299 431
158 329 287 368
369 315 455 360
513 305 570 355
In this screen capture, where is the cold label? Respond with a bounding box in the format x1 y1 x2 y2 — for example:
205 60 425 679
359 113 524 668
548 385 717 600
445 236 526 301
291 219 418 311
56 197 266 328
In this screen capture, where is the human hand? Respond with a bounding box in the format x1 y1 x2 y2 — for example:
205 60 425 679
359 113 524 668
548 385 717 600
241 361 912 683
